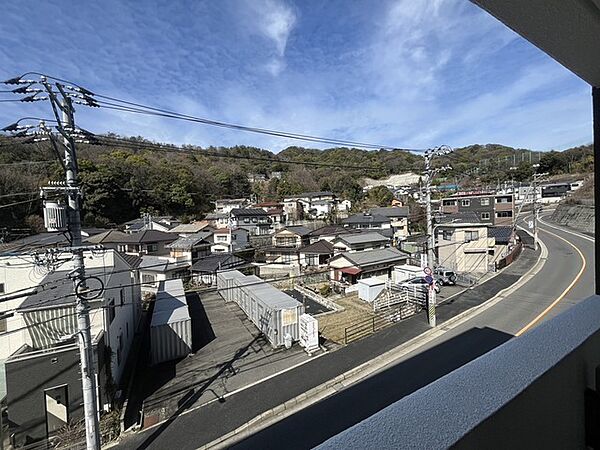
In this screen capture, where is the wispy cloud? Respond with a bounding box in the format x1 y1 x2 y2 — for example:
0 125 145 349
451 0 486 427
0 0 592 153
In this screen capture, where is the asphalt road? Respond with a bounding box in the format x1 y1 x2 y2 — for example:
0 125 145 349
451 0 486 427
233 217 595 449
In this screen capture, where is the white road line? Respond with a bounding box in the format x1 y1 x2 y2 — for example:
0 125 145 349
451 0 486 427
538 214 595 242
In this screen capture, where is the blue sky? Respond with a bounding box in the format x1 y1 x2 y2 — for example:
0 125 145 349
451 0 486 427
0 0 593 152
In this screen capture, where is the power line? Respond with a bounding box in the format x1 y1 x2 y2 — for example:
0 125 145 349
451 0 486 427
4 72 428 153
0 198 39 209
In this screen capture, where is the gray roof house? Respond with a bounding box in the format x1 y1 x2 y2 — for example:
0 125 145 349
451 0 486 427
329 247 408 284
342 213 392 229
333 232 390 253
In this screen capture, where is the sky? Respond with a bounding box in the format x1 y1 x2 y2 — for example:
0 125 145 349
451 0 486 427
0 0 593 153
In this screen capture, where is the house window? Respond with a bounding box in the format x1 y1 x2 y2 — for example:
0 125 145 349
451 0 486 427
244 218 250 223
442 230 454 241
496 211 513 218
442 200 457 206
108 299 116 324
461 199 471 207
252 217 257 223
496 196 512 203
464 230 479 242
481 212 491 220
0 317 6 334
116 333 122 366
0 283 4 294
232 234 237 241
142 274 155 285
480 198 490 206
217 235 228 242
147 244 158 253
119 289 124 306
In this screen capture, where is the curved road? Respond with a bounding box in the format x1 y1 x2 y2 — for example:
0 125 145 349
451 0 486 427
234 215 595 449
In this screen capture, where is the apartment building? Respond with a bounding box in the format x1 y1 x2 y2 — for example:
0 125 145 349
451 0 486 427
440 191 514 226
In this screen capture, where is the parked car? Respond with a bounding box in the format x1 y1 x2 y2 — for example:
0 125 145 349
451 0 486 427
434 268 457 286
399 276 441 294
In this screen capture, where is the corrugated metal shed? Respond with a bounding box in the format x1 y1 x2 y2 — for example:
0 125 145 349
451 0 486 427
216 271 305 347
150 279 192 365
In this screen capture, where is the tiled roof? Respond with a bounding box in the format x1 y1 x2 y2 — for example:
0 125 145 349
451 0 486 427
335 232 389 245
279 225 312 236
166 232 213 250
488 226 514 244
342 213 391 225
299 240 334 254
334 247 407 268
368 207 409 218
230 208 269 217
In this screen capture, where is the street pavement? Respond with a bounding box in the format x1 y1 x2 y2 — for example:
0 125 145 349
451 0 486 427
114 220 590 450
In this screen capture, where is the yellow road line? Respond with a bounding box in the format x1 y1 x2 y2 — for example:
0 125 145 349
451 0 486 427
515 225 587 336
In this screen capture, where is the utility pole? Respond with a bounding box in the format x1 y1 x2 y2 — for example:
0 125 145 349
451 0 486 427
530 172 548 251
41 78 101 450
423 146 452 328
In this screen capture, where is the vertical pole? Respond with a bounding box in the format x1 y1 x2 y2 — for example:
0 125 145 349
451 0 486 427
533 174 538 251
428 287 436 327
425 152 434 269
593 87 599 295
62 98 101 450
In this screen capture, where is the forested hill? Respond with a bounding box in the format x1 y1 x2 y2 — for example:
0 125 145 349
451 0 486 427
0 134 593 233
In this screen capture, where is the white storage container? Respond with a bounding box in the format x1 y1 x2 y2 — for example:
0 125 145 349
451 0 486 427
392 264 424 283
358 277 387 303
217 271 304 347
150 279 192 365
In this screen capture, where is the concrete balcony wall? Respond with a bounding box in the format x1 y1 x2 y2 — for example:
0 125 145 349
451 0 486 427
318 294 600 449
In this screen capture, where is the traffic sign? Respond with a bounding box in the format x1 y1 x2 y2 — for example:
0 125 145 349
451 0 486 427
425 274 434 285
423 267 432 276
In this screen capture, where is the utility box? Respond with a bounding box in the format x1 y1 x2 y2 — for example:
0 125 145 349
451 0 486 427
299 313 319 354
43 201 69 232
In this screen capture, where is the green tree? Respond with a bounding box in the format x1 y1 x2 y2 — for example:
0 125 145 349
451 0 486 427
367 186 394 206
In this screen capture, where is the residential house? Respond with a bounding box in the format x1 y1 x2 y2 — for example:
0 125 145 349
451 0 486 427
123 215 181 233
87 229 176 256
191 253 255 286
254 201 286 227
167 220 212 235
307 224 352 244
4 250 141 446
211 228 250 253
204 212 229 229
342 212 392 230
440 191 515 226
368 207 410 241
399 234 428 266
230 208 272 235
283 191 337 220
329 247 408 284
299 240 335 267
166 231 213 263
436 215 495 274
138 255 191 294
332 232 390 254
264 226 311 265
214 198 249 214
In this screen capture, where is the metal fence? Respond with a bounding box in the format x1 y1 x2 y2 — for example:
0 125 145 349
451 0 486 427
495 242 523 271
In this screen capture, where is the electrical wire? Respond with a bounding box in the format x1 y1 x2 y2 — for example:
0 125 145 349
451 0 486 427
5 72 430 153
0 198 39 209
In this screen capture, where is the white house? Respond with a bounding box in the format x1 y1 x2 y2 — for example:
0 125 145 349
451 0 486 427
211 228 250 253
4 250 142 446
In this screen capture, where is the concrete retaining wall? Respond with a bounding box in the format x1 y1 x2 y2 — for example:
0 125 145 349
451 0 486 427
550 203 595 234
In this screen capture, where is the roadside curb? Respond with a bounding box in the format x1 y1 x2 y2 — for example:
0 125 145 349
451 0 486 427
200 233 548 449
